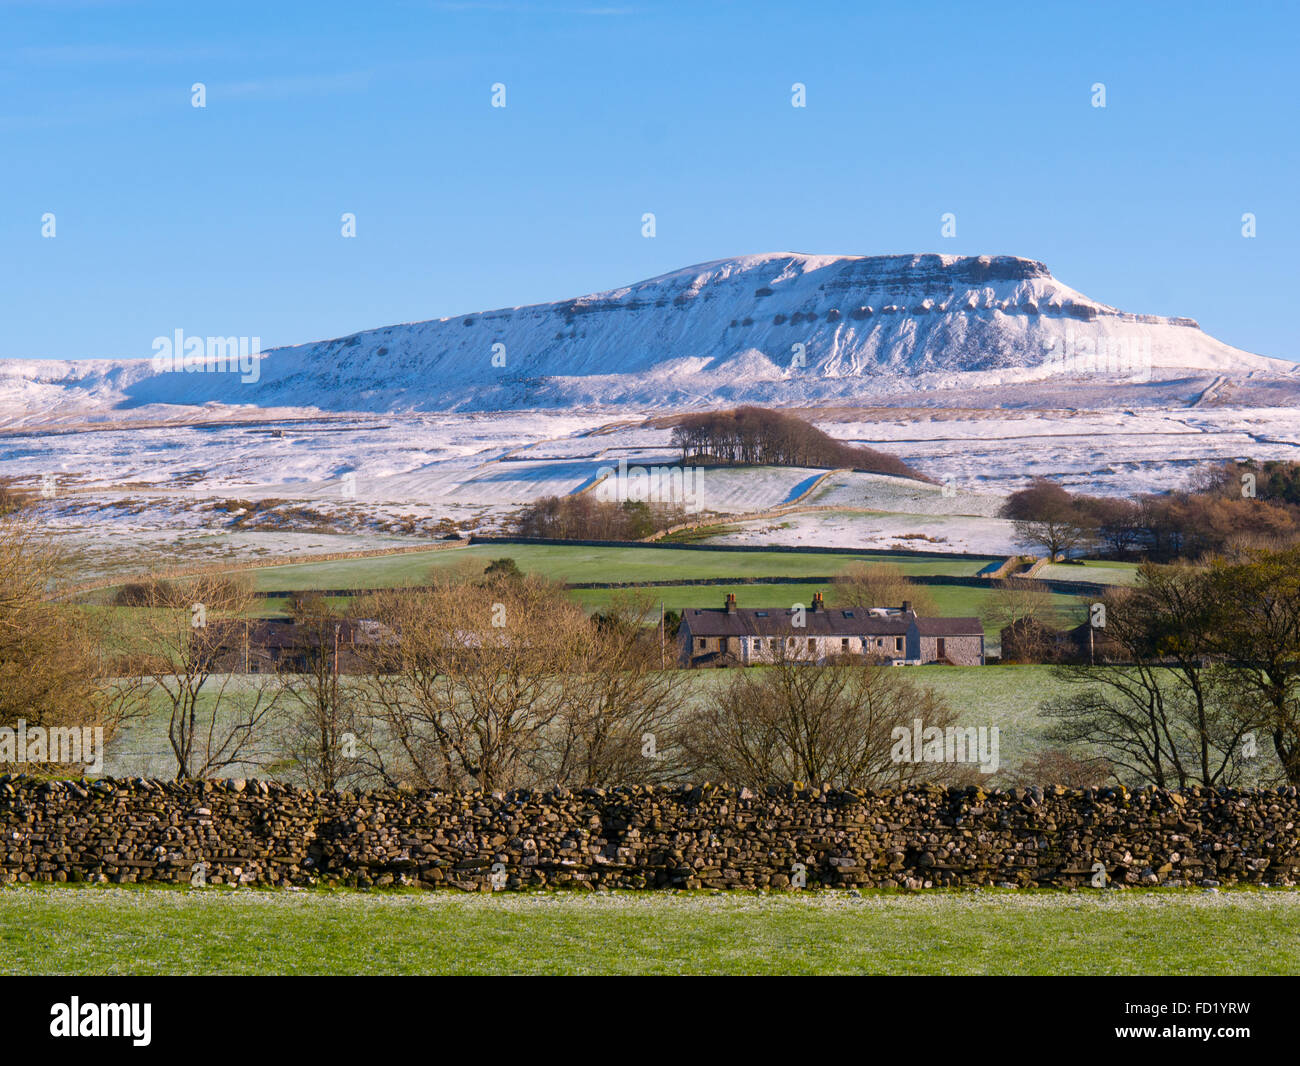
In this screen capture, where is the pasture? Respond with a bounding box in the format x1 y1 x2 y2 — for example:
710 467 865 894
235 542 995 593
3 885 1295 975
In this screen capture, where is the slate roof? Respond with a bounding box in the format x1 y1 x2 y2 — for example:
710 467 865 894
682 607 912 638
912 616 985 638
205 618 381 649
683 607 985 640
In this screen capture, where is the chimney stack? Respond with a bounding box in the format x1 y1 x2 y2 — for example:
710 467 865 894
902 600 913 614
725 593 737 614
812 592 825 612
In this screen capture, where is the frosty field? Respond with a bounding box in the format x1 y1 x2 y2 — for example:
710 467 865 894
14 402 1300 586
101 665 1095 781
3 885 1296 976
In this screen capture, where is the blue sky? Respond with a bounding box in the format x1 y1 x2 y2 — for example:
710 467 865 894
3 0 1297 361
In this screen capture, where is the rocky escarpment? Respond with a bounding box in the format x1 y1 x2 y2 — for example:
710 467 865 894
5 253 1289 416
2 776 1297 890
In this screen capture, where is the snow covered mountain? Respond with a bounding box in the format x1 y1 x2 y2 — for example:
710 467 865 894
4 253 1295 419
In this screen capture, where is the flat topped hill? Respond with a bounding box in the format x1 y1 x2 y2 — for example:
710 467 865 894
2 253 1295 418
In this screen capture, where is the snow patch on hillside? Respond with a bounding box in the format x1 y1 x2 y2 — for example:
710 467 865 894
2 253 1294 419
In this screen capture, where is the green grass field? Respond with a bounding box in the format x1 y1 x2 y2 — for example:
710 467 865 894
87 542 1106 643
1039 560 1141 586
3 885 1295 975
238 543 993 593
206 542 1088 639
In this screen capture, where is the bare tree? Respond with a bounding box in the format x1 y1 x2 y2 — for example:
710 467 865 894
982 579 1059 663
542 593 689 785
1205 547 1300 783
679 649 969 788
354 572 586 790
0 519 148 775
1089 497 1145 560
1002 477 1096 560
1012 516 1094 561
274 594 364 790
832 562 936 614
1044 576 1254 788
1006 749 1113 789
131 571 281 780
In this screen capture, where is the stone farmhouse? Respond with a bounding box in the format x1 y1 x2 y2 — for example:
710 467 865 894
677 592 985 667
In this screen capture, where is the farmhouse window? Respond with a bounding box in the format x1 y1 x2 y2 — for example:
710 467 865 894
937 638 946 658
807 638 815 652
895 637 903 652
841 638 849 651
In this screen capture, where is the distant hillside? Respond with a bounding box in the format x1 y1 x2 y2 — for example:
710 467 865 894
1 253 1295 418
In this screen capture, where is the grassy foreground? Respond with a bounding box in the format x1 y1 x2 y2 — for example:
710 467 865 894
3 886 1297 975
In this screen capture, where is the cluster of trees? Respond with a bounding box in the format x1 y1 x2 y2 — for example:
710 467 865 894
60 563 687 788
513 495 685 541
1001 462 1300 562
269 567 972 791
0 520 148 776
1207 459 1300 507
670 406 924 479
331 576 970 792
1046 547 1300 788
9 541 970 791
681 650 972 789
15 499 1300 794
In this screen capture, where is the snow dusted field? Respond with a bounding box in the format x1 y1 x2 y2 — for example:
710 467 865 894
2 251 1296 583
828 407 1300 496
704 510 1017 555
7 399 1300 584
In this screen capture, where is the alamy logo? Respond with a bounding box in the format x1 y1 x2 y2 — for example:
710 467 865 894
0 720 103 773
890 718 1000 774
1043 329 1151 383
49 997 151 1046
151 329 262 383
592 458 706 512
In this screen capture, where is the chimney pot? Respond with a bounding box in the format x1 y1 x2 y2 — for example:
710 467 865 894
902 600 913 613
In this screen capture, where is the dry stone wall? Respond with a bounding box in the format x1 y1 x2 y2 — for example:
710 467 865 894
2 776 1298 890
